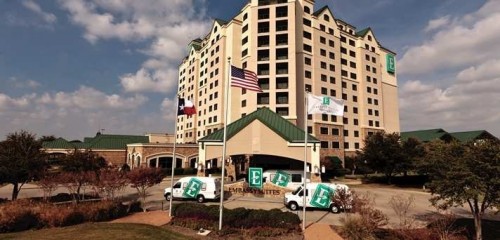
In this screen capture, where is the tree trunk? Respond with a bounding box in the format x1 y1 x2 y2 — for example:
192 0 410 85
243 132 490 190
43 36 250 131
11 182 19 200
474 213 482 240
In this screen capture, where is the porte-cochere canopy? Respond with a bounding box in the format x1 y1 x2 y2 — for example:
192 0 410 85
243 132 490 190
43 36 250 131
198 107 322 181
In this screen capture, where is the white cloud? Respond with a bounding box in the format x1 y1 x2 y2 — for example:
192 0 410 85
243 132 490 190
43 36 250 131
22 0 57 24
398 0 500 136
160 97 176 121
58 0 212 93
424 15 450 32
0 87 158 140
399 0 500 75
8 77 41 89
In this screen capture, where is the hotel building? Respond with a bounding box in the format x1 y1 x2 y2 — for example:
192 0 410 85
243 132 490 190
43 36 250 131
176 0 400 164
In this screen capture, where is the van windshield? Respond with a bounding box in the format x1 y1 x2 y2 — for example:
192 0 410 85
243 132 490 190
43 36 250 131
292 186 302 195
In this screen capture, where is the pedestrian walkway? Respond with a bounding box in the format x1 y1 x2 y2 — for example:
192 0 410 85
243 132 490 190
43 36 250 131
304 223 344 240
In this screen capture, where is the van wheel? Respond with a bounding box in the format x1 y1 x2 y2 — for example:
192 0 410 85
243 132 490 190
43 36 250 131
165 193 171 201
197 195 205 203
330 204 340 214
289 202 299 211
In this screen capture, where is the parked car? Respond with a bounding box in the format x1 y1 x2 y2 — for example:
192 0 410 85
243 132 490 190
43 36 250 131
164 176 221 203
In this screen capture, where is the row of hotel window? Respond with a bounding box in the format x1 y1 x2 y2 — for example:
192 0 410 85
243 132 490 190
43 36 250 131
321 141 360 150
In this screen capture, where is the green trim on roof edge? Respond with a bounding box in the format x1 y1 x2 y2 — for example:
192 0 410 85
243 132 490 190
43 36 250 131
199 107 319 143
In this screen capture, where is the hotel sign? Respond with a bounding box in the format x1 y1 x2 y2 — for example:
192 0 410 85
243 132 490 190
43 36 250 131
386 54 396 74
248 167 263 189
183 178 202 198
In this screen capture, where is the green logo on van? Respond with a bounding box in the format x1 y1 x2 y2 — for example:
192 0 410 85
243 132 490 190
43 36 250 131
272 170 290 187
248 167 263 189
183 178 203 198
310 184 333 208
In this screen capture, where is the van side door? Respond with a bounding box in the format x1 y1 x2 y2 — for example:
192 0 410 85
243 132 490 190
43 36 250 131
172 182 183 198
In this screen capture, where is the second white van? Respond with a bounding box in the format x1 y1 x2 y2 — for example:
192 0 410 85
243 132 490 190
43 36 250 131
262 170 311 189
164 176 221 203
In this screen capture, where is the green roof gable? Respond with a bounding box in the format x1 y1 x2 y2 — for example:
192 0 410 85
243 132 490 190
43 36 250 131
42 138 75 149
199 107 319 143
449 130 498 142
43 134 149 150
356 28 371 37
400 129 454 142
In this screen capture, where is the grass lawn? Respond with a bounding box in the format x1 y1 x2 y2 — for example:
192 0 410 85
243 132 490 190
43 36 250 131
0 223 191 240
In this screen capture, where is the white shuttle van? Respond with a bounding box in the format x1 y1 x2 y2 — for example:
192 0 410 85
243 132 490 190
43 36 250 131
284 182 351 213
262 170 311 189
164 176 221 203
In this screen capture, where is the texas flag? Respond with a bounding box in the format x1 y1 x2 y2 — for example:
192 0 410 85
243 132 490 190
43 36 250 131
178 98 196 116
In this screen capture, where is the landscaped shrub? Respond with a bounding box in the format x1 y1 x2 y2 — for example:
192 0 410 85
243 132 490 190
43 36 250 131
0 200 40 233
171 203 301 234
0 200 129 232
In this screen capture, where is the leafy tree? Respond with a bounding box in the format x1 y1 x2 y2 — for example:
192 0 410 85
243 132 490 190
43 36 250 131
60 149 106 173
127 168 165 212
399 137 424 176
421 140 500 240
92 168 128 200
358 132 403 183
0 130 47 200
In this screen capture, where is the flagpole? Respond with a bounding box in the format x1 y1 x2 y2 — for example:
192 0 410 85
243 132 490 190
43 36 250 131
219 57 231 230
302 92 308 231
169 96 180 217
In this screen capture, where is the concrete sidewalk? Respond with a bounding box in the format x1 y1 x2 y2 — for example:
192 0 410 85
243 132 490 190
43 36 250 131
304 223 344 240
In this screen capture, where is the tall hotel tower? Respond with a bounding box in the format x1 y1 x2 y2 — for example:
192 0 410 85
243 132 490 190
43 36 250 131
176 0 400 162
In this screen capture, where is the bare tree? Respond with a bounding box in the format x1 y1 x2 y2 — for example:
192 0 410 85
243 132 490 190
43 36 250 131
389 195 416 229
127 168 164 212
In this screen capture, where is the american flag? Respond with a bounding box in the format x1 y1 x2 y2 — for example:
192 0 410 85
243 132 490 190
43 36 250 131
231 65 262 92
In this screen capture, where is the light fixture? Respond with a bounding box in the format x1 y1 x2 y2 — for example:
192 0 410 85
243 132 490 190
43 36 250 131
207 162 211 169
321 165 326 173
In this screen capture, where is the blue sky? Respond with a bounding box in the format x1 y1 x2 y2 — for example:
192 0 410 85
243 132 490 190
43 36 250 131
1 0 499 140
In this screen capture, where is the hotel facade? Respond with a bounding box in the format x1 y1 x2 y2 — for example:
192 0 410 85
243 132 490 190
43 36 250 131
176 0 400 165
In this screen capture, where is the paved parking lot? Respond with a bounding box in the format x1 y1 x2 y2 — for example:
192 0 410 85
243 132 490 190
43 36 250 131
1 178 498 228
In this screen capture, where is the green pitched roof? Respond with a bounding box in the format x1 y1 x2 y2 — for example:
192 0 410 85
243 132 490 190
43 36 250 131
312 6 330 17
449 130 498 142
199 107 319 143
42 138 75 149
356 28 371 37
214 18 228 26
400 129 453 142
43 134 149 150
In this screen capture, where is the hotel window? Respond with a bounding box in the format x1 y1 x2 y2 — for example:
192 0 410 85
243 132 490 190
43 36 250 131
329 52 335 59
344 130 349 136
375 121 380 127
241 100 246 107
353 96 358 102
320 127 328 134
321 74 327 82
341 47 347 54
340 36 346 43
343 117 348 124
332 128 339 135
276 6 288 17
332 141 340 149
374 99 379 105
242 24 248 33
276 20 288 31
321 87 327 95
307 126 312 134
259 78 270 90
308 114 312 120
305 57 311 65
368 109 373 115
303 31 312 39
276 92 288 104
322 114 328 121
258 35 270 47
352 84 357 91
354 131 359 137
330 89 336 97
323 15 330 22
320 36 326 44
372 57 376 63
354 119 359 125
373 78 378 84
342 93 347 100
368 98 372 104
276 107 289 116
330 77 335 84
321 62 327 69
329 64 335 72
242 37 248 45
320 24 326 31
241 49 248 57
355 143 360 149
350 72 357 79
375 110 379 116
329 40 334 47
276 34 288 46
331 115 337 122
303 44 312 52
276 48 287 60
258 8 269 19
344 142 349 149
321 141 329 148
353 107 358 114
305 84 312 92
276 77 288 89
305 71 312 78
367 87 372 93
320 49 326 56
258 22 269 33
342 81 347 88
349 50 356 57
374 88 378 95
369 120 373 126
365 54 370 61
257 93 269 104
303 18 311 27
243 13 248 21
349 39 355 46
341 58 347 65
304 6 310 14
